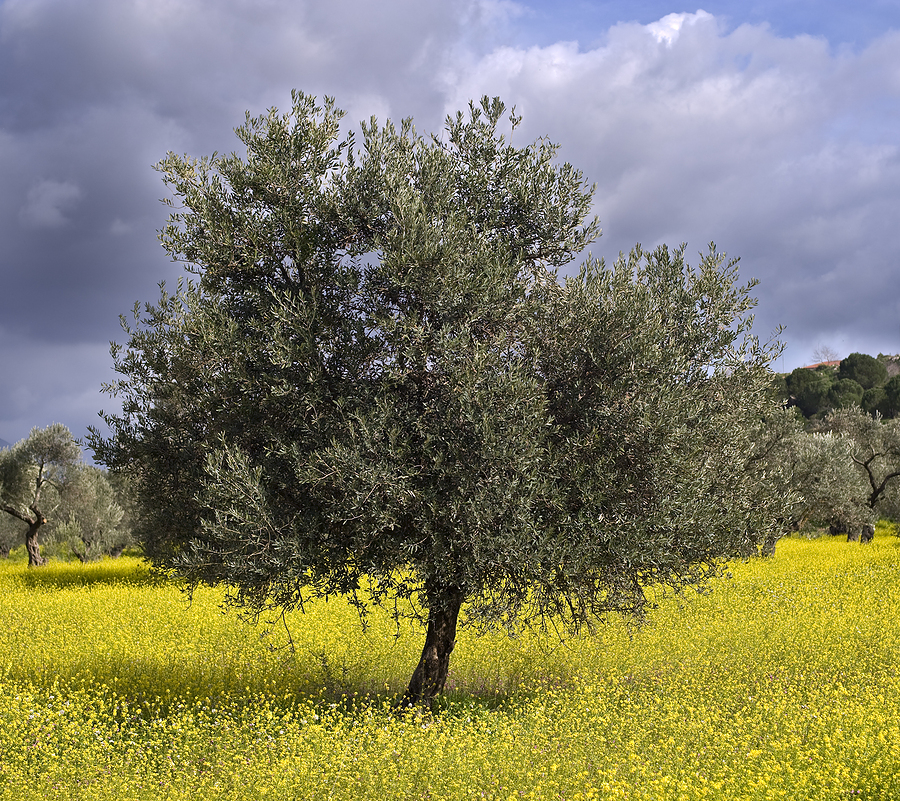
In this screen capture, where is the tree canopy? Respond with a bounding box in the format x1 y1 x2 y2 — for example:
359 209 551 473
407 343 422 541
91 93 786 706
838 352 887 391
785 366 834 418
782 354 900 420
818 408 900 512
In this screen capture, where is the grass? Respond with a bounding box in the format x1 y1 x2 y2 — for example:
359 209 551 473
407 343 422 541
0 529 899 799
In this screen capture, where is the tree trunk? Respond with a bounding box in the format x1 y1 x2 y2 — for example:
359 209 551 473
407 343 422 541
25 521 46 567
402 587 464 709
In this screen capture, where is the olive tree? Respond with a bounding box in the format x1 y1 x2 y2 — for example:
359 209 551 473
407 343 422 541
0 513 22 558
0 424 80 566
91 93 786 707
52 465 126 562
819 408 900 512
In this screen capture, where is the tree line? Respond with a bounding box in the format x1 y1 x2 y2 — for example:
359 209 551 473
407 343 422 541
779 351 900 419
0 424 133 565
760 353 900 538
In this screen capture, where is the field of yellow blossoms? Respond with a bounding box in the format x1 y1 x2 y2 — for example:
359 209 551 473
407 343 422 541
1 529 899 800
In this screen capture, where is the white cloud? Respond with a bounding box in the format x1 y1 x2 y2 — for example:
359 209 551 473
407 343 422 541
646 10 714 46
18 179 82 228
440 14 900 368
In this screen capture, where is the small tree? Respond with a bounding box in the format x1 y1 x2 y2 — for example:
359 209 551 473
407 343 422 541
0 424 80 566
748 408 872 543
789 432 872 532
812 344 840 364
91 93 787 707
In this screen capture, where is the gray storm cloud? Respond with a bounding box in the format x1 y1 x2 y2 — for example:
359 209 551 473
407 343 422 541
19 179 83 229
0 0 898 445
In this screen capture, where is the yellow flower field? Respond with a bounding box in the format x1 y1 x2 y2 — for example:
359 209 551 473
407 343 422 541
1 531 899 799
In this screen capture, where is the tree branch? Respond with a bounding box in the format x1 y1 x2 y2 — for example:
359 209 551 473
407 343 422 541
1 504 35 526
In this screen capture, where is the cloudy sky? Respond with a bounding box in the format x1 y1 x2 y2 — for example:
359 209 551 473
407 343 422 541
1 0 900 449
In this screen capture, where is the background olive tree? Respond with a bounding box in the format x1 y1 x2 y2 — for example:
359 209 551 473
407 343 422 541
51 465 128 562
0 513 22 559
818 408 900 514
0 424 80 566
91 93 787 707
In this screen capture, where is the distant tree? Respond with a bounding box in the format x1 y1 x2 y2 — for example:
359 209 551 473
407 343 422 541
0 424 80 566
838 353 887 391
819 408 900 512
52 465 126 562
879 375 900 419
751 408 871 539
791 433 873 532
812 344 840 363
91 93 788 707
785 366 834 418
104 471 138 557
827 378 864 410
862 386 887 417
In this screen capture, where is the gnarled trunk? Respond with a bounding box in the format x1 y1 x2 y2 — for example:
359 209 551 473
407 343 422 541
25 520 46 567
403 586 464 709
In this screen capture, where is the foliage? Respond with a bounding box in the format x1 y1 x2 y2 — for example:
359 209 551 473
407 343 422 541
817 407 900 511
91 92 786 705
826 377 863 410
753 408 872 535
0 513 23 559
784 365 834 418
758 405 900 531
838 351 887 390
0 424 81 566
862 375 900 419
884 375 900 417
786 431 873 531
1 537 899 799
871 374 900 418
782 353 900 420
50 465 127 562
862 385 887 417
